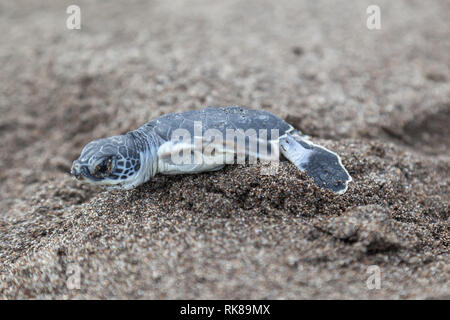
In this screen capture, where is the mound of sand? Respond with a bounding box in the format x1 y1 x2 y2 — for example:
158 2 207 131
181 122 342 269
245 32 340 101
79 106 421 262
0 0 448 299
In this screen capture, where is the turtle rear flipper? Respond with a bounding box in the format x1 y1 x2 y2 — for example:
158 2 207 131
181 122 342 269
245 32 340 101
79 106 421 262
279 134 352 194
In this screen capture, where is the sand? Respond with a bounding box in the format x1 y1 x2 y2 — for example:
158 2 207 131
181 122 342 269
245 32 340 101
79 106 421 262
0 0 448 299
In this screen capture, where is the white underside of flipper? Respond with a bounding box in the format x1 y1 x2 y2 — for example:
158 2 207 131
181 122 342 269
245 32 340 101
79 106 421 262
157 140 226 174
156 135 279 175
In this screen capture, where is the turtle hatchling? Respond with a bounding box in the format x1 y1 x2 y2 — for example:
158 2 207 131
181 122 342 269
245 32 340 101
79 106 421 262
71 106 352 194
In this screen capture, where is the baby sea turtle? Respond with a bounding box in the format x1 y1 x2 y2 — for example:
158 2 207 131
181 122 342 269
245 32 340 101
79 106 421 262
71 106 352 194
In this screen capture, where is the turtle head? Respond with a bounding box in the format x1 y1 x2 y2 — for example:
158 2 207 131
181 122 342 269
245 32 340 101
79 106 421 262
71 135 143 189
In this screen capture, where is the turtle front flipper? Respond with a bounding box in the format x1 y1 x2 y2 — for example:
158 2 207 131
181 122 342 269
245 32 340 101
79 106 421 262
279 134 352 194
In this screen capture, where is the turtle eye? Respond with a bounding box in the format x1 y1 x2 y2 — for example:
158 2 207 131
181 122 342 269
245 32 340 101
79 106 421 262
94 158 112 176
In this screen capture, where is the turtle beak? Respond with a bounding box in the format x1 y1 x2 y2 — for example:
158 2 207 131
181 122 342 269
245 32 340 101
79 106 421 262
71 160 90 180
71 160 103 181
71 160 82 179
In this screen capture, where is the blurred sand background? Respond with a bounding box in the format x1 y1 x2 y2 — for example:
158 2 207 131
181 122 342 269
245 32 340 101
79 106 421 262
0 0 448 299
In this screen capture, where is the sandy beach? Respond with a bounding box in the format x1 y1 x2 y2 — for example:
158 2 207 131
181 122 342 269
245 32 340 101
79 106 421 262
0 0 448 299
